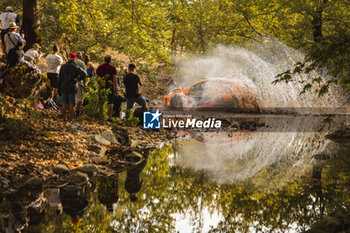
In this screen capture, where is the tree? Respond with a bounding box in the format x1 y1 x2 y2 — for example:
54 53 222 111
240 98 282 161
22 0 42 50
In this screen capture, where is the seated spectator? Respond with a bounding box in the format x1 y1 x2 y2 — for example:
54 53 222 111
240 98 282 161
24 43 41 64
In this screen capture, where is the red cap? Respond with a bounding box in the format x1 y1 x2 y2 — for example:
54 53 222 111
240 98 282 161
69 53 77 59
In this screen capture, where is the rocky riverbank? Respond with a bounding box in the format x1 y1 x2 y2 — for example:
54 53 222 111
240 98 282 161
0 101 174 195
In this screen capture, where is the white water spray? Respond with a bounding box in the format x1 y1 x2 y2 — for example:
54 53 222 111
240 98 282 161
175 40 342 112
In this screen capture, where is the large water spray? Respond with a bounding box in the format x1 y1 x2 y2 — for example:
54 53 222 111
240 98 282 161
175 40 342 112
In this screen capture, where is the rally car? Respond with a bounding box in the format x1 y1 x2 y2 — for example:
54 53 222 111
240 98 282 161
163 79 260 112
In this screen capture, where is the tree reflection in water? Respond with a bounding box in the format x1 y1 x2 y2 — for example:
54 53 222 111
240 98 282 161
0 132 349 233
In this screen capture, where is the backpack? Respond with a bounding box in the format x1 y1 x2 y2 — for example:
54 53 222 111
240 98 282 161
6 33 24 67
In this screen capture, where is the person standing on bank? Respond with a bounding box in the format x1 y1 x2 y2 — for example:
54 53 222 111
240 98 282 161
3 22 24 67
0 6 21 54
74 51 87 117
58 53 86 121
96 55 118 121
46 44 63 100
123 63 148 114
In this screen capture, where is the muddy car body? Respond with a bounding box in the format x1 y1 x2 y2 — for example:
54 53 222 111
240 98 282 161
164 79 260 112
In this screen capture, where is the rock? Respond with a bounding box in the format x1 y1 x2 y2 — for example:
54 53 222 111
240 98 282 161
25 176 43 189
70 171 89 186
52 164 71 175
111 127 130 145
67 123 85 133
87 145 106 156
102 130 120 144
0 63 51 99
130 139 140 148
91 156 109 165
77 164 98 177
0 177 11 188
124 151 143 163
91 135 111 146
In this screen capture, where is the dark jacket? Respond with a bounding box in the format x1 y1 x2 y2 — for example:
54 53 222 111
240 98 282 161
58 60 86 94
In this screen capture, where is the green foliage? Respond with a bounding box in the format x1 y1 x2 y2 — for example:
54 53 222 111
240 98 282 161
84 76 110 117
120 109 140 127
273 28 350 96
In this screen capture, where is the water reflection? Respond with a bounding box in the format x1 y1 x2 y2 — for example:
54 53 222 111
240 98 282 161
174 116 344 187
0 125 349 232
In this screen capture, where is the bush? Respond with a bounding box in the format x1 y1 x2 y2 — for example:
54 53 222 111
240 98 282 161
84 76 111 118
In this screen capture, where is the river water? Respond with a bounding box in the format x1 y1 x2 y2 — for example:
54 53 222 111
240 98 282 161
0 114 349 233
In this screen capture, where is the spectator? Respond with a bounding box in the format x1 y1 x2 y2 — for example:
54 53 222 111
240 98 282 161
74 51 86 70
46 44 63 100
123 63 148 116
58 53 86 121
23 43 41 64
96 55 118 121
3 22 24 67
0 6 21 54
74 51 87 116
85 54 96 78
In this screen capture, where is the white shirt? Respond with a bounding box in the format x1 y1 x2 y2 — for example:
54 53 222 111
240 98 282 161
4 32 24 54
24 48 39 61
46 53 63 74
0 12 19 29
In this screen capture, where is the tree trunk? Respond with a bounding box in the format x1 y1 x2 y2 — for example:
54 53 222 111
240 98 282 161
22 0 42 51
312 0 328 43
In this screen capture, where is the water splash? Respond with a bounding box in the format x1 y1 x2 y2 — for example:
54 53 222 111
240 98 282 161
175 40 342 112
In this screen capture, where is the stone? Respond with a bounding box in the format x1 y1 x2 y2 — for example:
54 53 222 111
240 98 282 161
92 135 111 146
102 130 120 144
91 156 109 165
111 127 130 145
88 145 101 153
124 151 143 163
70 171 89 186
0 177 10 188
67 123 85 133
0 63 50 99
52 164 71 175
77 164 98 177
87 145 107 156
130 139 140 148
25 176 43 188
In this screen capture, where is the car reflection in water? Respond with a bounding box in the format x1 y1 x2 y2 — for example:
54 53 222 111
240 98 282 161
172 116 344 185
